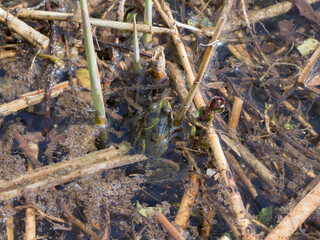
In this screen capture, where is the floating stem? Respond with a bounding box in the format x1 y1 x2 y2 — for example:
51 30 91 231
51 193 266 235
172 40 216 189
79 0 107 126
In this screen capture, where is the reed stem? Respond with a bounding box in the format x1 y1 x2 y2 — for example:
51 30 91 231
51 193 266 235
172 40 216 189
79 0 107 126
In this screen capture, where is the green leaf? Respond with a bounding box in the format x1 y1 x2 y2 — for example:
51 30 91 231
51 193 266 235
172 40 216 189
257 206 273 225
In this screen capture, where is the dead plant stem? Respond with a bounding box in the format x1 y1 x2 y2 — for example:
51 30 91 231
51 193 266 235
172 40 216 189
265 180 320 239
17 9 175 34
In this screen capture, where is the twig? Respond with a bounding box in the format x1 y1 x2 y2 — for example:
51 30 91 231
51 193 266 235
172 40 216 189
282 100 318 137
6 203 14 240
265 180 320 239
153 0 206 108
297 43 320 86
0 7 49 49
225 152 258 199
240 0 270 66
0 79 77 117
220 133 276 188
25 142 38 240
206 126 256 239
223 0 320 33
156 212 185 240
16 9 175 34
174 0 230 125
174 174 199 229
228 96 243 130
13 132 100 240
0 139 146 201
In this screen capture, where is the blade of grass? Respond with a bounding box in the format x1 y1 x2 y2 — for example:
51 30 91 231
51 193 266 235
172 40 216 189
79 0 107 126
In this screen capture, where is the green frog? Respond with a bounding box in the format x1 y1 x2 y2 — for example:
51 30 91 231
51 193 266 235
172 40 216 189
132 98 183 182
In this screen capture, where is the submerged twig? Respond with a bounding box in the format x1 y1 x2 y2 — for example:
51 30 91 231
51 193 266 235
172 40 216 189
265 180 320 239
156 212 185 240
0 143 145 201
0 79 77 117
174 174 199 229
228 96 243 130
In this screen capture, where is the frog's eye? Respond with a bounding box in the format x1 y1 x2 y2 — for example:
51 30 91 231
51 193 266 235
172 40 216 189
162 107 171 115
150 103 158 111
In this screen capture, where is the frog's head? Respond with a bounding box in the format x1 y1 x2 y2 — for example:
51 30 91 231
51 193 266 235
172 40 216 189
135 98 173 158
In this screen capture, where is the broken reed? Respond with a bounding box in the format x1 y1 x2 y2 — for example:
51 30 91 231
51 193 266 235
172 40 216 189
79 0 107 126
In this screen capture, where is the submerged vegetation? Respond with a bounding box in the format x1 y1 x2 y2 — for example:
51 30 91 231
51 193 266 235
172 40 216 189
0 0 319 239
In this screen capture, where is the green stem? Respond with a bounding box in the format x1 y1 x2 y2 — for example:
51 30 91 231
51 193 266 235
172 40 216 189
174 12 227 126
79 0 107 126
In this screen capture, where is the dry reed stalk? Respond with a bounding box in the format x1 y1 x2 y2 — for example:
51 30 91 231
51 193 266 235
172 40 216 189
174 0 229 125
240 0 270 66
223 0 320 33
225 152 258 199
174 174 199 229
16 9 175 34
228 96 244 130
0 144 145 201
25 141 38 240
155 0 255 237
156 212 185 240
200 207 215 239
0 7 49 49
220 134 276 188
151 46 166 81
265 180 320 239
153 0 206 108
15 135 100 240
0 79 77 117
206 126 256 240
6 202 14 240
282 100 318 137
297 44 320 86
0 50 18 59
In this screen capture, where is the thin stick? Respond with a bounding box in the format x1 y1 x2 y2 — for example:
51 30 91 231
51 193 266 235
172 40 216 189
13 133 101 240
225 151 258 199
175 174 199 229
0 7 49 49
174 0 228 125
240 0 270 66
297 43 320 86
0 79 77 117
16 9 175 34
25 142 38 240
6 203 14 240
228 96 244 130
223 0 320 33
156 212 185 240
282 100 318 137
206 126 256 239
265 180 320 240
220 133 276 188
153 0 206 108
1 141 145 201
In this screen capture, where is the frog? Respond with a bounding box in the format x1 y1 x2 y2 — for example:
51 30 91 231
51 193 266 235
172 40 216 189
131 98 185 183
